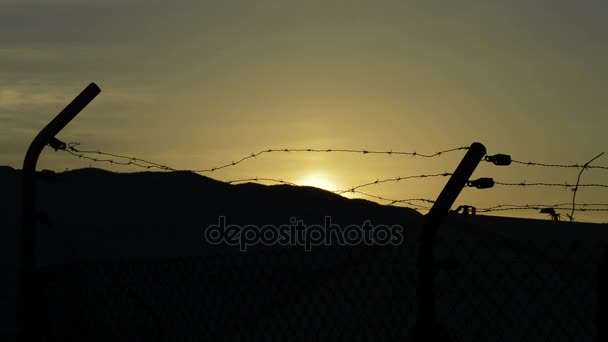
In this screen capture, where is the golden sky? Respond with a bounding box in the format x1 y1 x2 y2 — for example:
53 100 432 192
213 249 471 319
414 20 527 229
1 0 607 222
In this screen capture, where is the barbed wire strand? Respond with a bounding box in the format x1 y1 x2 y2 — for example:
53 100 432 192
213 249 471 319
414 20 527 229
64 143 176 171
63 143 470 174
511 159 608 170
493 181 608 189
329 197 608 213
225 178 298 186
248 182 608 213
342 190 435 209
224 178 437 210
480 203 608 211
195 146 470 173
478 206 608 213
335 173 453 194
63 142 608 173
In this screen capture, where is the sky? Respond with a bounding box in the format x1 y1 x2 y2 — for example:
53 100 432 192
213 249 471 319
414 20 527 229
1 0 607 222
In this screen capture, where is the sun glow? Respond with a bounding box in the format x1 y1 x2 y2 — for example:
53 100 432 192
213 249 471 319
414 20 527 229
297 172 337 192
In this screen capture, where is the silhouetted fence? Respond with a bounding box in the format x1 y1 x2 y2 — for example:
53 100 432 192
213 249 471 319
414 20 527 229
19 84 608 341
44 140 608 341
23 130 608 341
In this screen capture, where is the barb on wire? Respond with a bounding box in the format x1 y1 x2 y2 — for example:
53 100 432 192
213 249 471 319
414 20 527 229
335 173 452 194
568 152 605 222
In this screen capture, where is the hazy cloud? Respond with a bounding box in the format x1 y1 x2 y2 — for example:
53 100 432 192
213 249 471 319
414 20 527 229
0 47 61 61
0 85 66 110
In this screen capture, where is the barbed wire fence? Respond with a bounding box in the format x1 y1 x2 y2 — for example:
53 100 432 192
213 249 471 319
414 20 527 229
22 84 608 341
40 139 608 341
51 141 608 222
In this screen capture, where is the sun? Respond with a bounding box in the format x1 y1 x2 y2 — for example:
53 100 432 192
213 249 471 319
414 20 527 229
297 172 337 191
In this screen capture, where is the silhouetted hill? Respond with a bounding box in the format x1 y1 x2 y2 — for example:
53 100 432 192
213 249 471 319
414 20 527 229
1 167 421 261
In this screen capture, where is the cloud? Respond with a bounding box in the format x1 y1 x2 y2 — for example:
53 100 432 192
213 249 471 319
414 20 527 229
0 85 66 110
0 79 158 109
0 47 60 61
0 0 129 5
0 80 161 143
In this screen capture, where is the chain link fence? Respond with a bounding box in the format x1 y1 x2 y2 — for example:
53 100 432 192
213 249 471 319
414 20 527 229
39 243 420 341
34 219 607 341
435 219 604 341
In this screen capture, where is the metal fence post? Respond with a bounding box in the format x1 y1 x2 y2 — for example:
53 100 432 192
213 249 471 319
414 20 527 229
18 83 101 341
410 142 486 341
597 246 608 342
